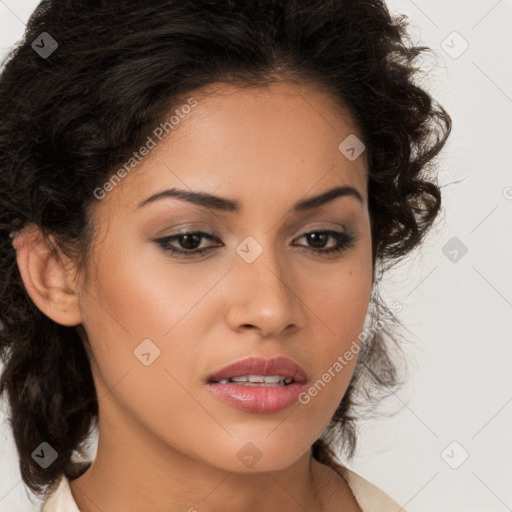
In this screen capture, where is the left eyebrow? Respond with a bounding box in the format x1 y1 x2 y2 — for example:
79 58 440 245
136 185 364 212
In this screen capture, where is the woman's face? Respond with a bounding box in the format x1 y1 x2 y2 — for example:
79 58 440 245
76 81 373 472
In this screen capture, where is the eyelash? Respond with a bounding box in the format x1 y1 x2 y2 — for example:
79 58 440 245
155 229 357 259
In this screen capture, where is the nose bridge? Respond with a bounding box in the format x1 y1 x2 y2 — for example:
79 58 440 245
227 233 300 335
237 233 292 300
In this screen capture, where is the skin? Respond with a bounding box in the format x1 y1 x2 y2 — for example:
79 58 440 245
14 81 373 511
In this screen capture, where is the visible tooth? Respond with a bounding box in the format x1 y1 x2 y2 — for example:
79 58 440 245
230 376 249 382
248 375 265 383
263 375 282 383
238 382 284 387
219 375 292 385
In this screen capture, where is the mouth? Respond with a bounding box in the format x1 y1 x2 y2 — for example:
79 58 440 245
206 356 308 413
206 355 308 386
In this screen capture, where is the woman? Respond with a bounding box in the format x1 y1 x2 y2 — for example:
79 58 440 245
0 1 451 511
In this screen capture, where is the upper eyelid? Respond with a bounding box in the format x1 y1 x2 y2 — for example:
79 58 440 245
159 225 348 235
156 218 350 237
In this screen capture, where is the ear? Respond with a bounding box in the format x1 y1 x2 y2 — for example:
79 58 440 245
12 223 83 326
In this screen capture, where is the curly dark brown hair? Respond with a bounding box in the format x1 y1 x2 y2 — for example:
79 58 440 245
0 0 451 501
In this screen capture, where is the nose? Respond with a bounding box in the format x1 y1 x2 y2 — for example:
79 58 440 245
225 241 303 338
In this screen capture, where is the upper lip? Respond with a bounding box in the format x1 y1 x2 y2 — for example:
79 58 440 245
207 356 308 383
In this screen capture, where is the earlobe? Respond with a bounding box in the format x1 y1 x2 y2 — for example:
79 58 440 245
13 223 83 327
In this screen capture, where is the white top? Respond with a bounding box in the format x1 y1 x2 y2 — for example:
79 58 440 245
40 466 406 512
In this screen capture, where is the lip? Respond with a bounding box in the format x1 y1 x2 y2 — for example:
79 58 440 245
206 356 308 413
206 356 308 384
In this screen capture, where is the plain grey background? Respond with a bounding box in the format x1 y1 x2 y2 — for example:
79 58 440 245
1 1 511 511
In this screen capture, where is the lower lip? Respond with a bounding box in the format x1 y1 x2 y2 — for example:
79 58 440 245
207 382 306 413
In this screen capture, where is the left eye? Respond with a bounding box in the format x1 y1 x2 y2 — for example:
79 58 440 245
155 229 357 258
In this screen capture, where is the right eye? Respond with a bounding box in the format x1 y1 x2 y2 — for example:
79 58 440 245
155 231 222 258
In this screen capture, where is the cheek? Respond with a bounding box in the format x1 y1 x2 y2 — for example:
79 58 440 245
301 248 373 344
82 245 212 342
300 250 372 406
76 249 213 446
77 242 219 403
322 278 372 346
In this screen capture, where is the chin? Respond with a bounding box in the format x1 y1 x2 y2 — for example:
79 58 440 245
201 437 310 474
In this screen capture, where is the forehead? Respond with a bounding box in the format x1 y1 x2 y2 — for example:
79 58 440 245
96 80 368 213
